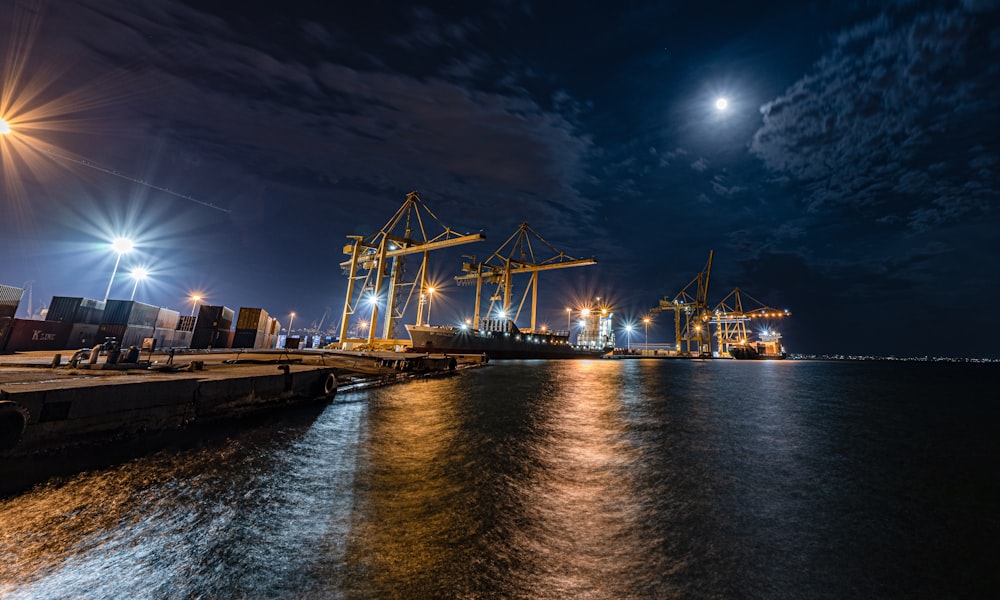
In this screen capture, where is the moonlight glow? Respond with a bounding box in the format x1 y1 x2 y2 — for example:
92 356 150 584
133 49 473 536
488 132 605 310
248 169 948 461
715 97 729 111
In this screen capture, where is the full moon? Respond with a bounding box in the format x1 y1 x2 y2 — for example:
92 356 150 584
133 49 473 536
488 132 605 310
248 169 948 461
714 97 729 111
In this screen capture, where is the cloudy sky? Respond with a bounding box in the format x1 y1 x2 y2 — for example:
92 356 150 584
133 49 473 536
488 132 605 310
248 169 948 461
1 0 997 357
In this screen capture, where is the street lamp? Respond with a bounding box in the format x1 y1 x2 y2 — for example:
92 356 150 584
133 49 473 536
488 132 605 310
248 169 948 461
426 287 435 325
625 324 633 350
287 312 296 336
643 317 650 351
103 237 134 302
565 307 571 333
190 294 202 316
129 267 148 301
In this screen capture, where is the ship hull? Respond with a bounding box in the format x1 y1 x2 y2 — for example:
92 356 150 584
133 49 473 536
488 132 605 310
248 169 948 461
729 346 787 360
406 325 609 359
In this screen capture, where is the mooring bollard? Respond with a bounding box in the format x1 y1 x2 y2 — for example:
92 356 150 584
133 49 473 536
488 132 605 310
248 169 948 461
50 354 62 368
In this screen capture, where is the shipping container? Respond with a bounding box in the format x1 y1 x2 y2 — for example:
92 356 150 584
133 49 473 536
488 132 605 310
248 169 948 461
172 330 192 348
120 325 155 348
3 319 73 351
97 323 128 344
153 327 178 348
195 305 234 331
101 300 159 327
190 328 230 349
0 285 23 319
95 324 155 349
155 308 181 330
236 307 270 332
0 317 12 352
69 323 101 348
177 315 197 332
47 297 83 322
232 330 256 349
230 329 272 349
47 296 106 324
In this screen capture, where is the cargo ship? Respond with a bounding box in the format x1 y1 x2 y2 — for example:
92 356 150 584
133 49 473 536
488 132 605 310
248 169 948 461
729 331 787 360
406 318 612 359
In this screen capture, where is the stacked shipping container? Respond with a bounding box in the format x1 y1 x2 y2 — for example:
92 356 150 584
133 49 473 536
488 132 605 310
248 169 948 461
232 307 272 349
190 305 234 349
47 296 106 348
97 299 160 347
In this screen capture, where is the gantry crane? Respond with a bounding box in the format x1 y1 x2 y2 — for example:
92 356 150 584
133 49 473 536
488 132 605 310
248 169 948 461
652 250 714 356
712 287 791 356
453 222 596 332
338 191 485 348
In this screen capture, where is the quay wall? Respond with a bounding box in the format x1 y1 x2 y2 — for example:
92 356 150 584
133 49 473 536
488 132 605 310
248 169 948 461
0 365 338 457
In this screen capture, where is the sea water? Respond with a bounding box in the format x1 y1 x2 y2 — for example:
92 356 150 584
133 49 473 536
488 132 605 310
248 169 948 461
1 359 997 598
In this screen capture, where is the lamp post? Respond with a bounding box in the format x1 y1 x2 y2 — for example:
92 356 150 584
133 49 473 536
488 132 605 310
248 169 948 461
625 324 633 350
643 317 650 351
287 312 296 337
129 267 148 301
103 237 134 302
426 287 435 325
190 295 202 316
565 307 571 333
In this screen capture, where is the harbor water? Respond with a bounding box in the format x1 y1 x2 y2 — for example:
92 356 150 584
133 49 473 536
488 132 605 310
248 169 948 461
1 359 997 598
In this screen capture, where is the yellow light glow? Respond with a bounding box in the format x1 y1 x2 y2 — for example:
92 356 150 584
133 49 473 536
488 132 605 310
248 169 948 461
0 118 10 134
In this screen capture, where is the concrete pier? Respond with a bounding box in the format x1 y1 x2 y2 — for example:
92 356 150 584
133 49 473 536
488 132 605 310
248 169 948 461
0 348 487 457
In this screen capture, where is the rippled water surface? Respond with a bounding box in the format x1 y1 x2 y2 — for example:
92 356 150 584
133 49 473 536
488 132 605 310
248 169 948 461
1 360 997 598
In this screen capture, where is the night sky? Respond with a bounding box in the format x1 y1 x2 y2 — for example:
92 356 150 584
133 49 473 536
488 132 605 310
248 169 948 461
1 1 997 357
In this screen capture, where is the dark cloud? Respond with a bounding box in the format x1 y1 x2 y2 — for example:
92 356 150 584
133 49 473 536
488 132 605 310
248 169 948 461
750 3 999 230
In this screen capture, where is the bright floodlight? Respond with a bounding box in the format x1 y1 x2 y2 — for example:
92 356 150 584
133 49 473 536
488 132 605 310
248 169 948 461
715 97 729 111
0 118 10 134
129 268 148 300
103 237 136 302
111 237 134 254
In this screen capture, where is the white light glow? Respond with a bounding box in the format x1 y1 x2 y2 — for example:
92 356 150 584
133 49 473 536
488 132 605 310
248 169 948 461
0 118 10 134
111 237 134 254
715 97 729 110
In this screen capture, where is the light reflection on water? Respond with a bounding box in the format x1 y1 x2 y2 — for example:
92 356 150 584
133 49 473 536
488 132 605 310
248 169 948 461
0 396 368 599
0 360 997 598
